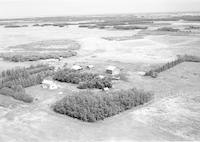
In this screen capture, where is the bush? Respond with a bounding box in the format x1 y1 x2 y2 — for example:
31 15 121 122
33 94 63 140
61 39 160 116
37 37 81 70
28 65 54 75
77 77 112 89
53 88 153 122
53 69 112 89
0 86 33 103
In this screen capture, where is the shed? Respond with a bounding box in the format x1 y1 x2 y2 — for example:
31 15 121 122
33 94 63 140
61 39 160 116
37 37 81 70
106 66 120 76
98 75 105 79
42 80 58 90
71 65 83 71
103 87 109 91
87 65 94 69
59 57 63 61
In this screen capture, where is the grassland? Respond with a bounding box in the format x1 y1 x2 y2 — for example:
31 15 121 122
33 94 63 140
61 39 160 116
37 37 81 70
0 13 200 141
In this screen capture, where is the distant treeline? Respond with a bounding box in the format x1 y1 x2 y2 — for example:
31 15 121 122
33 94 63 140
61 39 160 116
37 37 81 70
4 25 28 28
78 22 150 30
113 25 148 30
156 27 180 32
0 51 77 62
32 23 70 27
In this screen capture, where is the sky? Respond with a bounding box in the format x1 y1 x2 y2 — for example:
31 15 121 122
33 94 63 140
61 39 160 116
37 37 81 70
0 0 200 18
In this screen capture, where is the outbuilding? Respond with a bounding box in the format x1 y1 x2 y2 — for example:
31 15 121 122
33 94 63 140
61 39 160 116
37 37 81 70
86 65 94 69
42 80 59 90
98 75 105 79
71 65 83 71
106 66 121 80
106 66 120 75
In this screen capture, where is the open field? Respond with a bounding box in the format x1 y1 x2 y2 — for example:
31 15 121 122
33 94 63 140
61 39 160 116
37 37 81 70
0 13 200 141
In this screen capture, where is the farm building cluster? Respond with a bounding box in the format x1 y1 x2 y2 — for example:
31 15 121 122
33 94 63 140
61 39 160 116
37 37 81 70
40 60 121 90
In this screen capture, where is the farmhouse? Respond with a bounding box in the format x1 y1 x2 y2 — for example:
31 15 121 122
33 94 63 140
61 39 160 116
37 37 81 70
42 79 59 90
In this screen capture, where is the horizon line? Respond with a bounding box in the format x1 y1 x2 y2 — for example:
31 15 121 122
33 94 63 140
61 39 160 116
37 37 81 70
0 11 200 21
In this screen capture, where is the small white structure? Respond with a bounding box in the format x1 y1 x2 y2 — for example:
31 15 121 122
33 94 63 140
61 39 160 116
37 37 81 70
106 66 121 80
103 87 109 91
71 65 83 71
45 59 59 62
106 66 120 76
54 66 60 72
87 65 94 69
42 80 58 90
98 75 105 79
137 71 146 76
59 57 63 61
58 92 63 95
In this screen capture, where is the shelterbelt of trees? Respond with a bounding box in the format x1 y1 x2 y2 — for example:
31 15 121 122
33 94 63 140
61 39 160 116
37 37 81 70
53 68 112 90
145 55 200 78
53 89 153 122
0 64 55 103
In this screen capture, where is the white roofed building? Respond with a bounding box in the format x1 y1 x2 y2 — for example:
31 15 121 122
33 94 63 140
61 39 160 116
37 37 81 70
106 66 120 76
106 66 120 80
71 65 83 71
42 79 59 90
